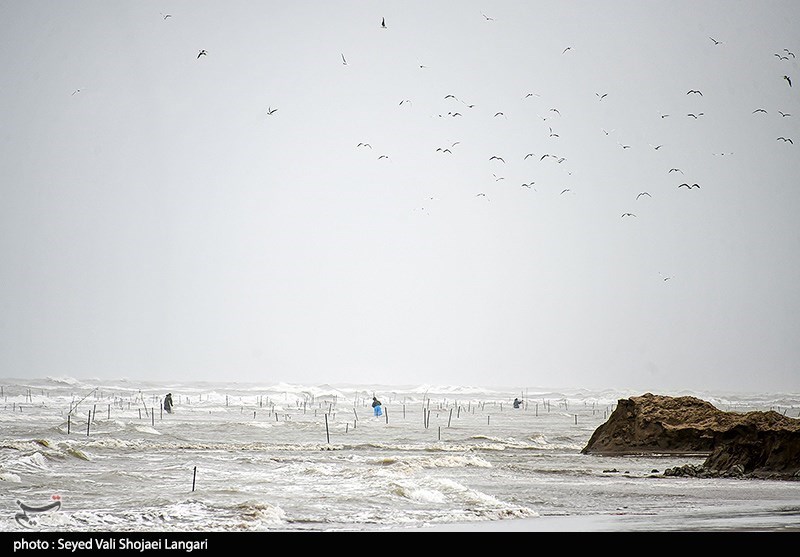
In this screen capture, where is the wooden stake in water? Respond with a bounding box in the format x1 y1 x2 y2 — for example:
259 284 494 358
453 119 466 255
67 414 71 435
86 412 91 436
107 404 110 420
574 414 578 425
151 411 154 427
325 413 330 444
192 466 197 492
385 407 389 424
438 426 441 441
448 408 453 428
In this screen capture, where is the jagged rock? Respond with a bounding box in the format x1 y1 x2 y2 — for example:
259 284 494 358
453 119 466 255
582 393 800 480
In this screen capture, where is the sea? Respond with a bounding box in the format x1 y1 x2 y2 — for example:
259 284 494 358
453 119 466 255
1 376 799 540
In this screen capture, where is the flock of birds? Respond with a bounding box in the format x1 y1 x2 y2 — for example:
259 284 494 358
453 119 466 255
156 13 796 246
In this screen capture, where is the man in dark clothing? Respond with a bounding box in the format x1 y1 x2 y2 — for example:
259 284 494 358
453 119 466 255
372 396 382 417
513 397 523 409
164 393 174 414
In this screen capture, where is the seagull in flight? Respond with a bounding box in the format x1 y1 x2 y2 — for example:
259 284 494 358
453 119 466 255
476 193 487 197
784 75 792 87
162 13 172 19
560 188 572 195
197 49 207 58
562 46 572 54
668 168 683 174
709 37 722 45
521 182 535 189
266 107 277 115
785 49 796 58
687 112 704 118
494 112 505 118
493 174 505 181
481 13 494 21
596 92 608 100
752 108 767 114
621 213 636 218
649 144 663 150
489 156 505 163
381 17 386 29
524 153 536 160
341 53 348 65
549 127 559 138
636 192 651 200
618 142 631 149
778 111 791 117
775 53 790 61
687 90 703 96
523 92 540 99
678 183 700 189
777 137 794 144
357 143 372 149
378 154 389 160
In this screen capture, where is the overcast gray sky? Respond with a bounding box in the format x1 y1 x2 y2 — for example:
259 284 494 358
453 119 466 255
1 1 798 393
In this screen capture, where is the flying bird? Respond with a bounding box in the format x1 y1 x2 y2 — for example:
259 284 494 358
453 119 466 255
493 174 505 181
775 53 790 61
596 93 608 100
560 188 572 195
71 89 81 96
494 112 505 117
678 183 700 189
381 17 386 29
752 108 767 114
687 90 703 96
481 13 494 21
618 142 631 149
266 107 277 115
687 112 704 118
444 94 458 100
785 49 796 58
162 13 172 19
562 46 572 54
601 128 614 135
341 54 348 65
649 144 663 150
784 75 792 87
636 192 652 200
521 182 535 189
668 168 684 174
524 153 536 160
709 37 721 45
399 99 411 106
621 213 636 218
197 49 207 58
523 92 540 99
357 143 372 149
549 127 559 137
476 193 487 197
549 108 561 115
489 156 505 163
436 148 452 154
378 154 389 160
540 154 551 161
778 111 791 117
777 137 794 144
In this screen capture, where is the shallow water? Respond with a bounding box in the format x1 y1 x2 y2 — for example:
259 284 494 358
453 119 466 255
1 378 799 532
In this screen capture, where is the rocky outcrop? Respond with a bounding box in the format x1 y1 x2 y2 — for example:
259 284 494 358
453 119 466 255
581 393 800 479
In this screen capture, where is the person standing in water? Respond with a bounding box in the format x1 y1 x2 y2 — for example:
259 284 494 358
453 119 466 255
164 393 174 414
372 396 382 417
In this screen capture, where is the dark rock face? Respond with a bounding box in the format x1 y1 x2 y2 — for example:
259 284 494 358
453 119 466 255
582 393 800 480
